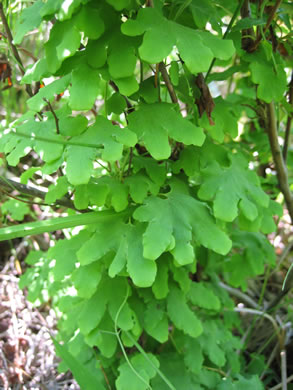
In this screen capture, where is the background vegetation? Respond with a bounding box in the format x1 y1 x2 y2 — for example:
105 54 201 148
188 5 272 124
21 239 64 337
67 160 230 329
0 0 293 389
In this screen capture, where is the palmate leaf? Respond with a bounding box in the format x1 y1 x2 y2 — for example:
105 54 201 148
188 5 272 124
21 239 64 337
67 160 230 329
128 103 205 160
69 63 101 110
14 0 44 44
65 116 137 185
143 301 169 343
2 199 30 221
52 338 106 390
74 3 105 40
77 217 157 287
45 19 81 73
116 353 159 390
122 7 234 73
27 74 71 111
198 155 269 222
188 282 221 311
224 231 275 290
107 34 137 79
133 183 232 265
167 285 203 338
199 97 239 142
245 46 287 103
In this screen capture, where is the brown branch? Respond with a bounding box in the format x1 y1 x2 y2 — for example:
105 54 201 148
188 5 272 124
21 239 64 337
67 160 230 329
0 186 49 206
253 0 283 51
0 2 33 97
158 62 178 104
109 80 134 114
267 102 293 222
283 72 293 162
0 176 80 211
43 98 60 134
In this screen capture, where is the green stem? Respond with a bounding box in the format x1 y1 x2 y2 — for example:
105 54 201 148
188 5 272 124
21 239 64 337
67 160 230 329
125 331 177 390
0 209 131 241
205 0 245 81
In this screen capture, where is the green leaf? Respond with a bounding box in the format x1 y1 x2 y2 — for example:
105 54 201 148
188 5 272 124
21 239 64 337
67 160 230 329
27 74 71 111
169 61 179 86
151 353 194 389
21 59 50 84
32 120 64 163
199 97 238 142
224 231 276 290
128 103 205 160
132 156 166 186
69 63 101 110
65 117 136 185
45 20 81 73
106 0 131 11
116 353 159 390
77 216 156 287
125 173 160 203
65 144 95 185
40 0 62 18
74 4 105 39
134 188 232 264
77 216 128 266
14 0 44 44
72 261 102 299
167 285 203 338
232 17 266 32
188 282 221 311
199 320 226 367
184 338 204 374
78 289 108 335
198 156 269 222
171 262 191 293
189 0 217 29
107 36 137 79
250 62 287 102
107 92 127 115
127 224 157 287
114 75 139 96
246 48 287 103
48 238 78 282
59 114 88 137
52 338 106 390
57 0 84 21
108 236 127 278
2 199 30 221
152 257 169 299
122 8 234 73
139 76 158 104
144 301 169 342
85 313 117 358
107 278 134 331
86 39 107 69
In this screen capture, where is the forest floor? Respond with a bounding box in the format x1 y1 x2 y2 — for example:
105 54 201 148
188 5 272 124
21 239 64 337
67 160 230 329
0 240 79 390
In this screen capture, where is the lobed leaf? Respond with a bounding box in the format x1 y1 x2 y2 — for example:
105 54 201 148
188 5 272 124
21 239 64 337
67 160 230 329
128 103 205 160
